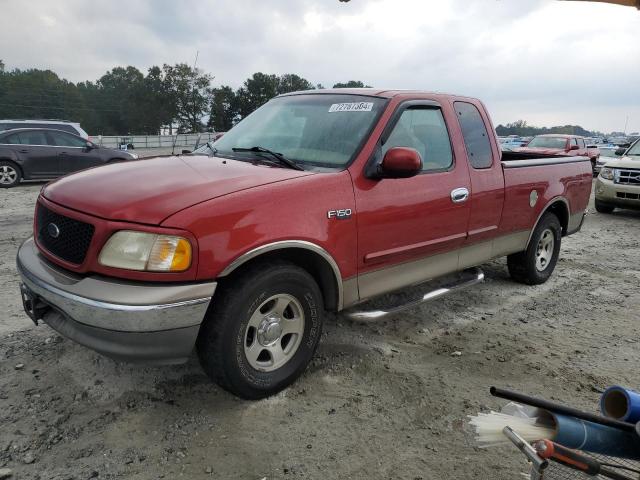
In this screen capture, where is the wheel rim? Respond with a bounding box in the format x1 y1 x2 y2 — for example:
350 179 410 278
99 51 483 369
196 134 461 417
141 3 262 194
535 228 555 272
244 294 305 372
0 165 18 185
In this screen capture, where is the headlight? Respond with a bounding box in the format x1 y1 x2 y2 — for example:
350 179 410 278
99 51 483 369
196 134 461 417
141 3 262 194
99 231 192 272
600 167 615 180
129 152 139 160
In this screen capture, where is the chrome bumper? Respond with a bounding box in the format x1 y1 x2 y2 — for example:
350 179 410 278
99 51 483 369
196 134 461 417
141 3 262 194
17 238 216 364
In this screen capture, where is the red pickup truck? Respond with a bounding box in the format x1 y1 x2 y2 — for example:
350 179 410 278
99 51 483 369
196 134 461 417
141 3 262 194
515 134 600 173
17 90 592 399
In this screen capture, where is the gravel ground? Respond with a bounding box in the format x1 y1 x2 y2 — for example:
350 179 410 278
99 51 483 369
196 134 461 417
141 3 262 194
1 180 639 480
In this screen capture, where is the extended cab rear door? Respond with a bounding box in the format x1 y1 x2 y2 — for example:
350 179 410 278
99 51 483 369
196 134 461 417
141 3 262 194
352 100 471 300
452 100 506 268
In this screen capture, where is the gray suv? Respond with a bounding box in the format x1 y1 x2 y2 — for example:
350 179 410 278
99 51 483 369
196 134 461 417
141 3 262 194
0 128 138 188
0 119 89 139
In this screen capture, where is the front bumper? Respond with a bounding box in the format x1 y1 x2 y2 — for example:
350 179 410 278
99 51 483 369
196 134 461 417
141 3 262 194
595 177 640 210
17 238 216 364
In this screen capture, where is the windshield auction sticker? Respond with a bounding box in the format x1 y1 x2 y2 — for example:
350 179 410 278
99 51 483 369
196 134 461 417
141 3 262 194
328 102 374 113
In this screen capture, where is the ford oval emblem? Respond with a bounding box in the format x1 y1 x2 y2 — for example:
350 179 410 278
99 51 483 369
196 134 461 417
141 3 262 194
47 223 60 239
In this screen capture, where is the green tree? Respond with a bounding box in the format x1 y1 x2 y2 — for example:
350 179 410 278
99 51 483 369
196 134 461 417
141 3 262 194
235 72 280 118
96 66 145 135
207 86 237 132
332 80 371 88
277 73 315 94
163 63 213 132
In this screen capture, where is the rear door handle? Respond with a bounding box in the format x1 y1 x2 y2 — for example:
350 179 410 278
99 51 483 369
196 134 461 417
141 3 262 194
451 187 469 204
19 149 29 153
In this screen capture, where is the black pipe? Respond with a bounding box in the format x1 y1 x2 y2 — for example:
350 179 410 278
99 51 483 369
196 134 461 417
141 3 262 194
490 387 636 433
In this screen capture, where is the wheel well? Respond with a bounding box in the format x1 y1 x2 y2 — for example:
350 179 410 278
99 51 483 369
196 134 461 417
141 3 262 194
545 200 569 235
0 159 22 175
219 248 340 312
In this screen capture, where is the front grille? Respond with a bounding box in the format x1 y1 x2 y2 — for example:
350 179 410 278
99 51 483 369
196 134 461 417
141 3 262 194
617 192 640 200
615 168 640 185
36 204 95 265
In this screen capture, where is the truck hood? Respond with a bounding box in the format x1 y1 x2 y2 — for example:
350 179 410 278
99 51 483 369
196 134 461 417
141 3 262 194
599 155 640 170
42 155 314 224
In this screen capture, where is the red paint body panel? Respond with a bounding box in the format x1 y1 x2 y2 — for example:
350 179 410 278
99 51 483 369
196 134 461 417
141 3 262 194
350 95 471 272
42 155 313 224
162 171 358 281
31 90 592 298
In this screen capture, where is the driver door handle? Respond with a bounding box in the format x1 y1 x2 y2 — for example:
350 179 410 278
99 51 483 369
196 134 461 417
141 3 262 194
451 187 469 204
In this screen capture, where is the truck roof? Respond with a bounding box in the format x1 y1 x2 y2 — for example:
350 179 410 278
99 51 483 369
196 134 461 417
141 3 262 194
535 134 584 139
280 88 479 101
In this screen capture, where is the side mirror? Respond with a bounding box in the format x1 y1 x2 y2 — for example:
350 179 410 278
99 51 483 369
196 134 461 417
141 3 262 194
569 144 580 151
379 147 422 178
85 141 94 150
181 149 192 154
615 147 626 156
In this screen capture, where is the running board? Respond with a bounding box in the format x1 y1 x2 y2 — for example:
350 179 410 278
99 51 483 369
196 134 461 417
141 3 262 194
342 267 485 322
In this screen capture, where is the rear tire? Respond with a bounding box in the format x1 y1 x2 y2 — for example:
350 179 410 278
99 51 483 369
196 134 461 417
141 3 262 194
508 212 562 285
595 199 614 214
197 261 324 399
0 161 21 188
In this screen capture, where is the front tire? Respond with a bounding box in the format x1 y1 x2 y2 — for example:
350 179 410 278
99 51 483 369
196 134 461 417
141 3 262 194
508 212 562 285
197 261 324 399
595 199 614 214
0 161 21 188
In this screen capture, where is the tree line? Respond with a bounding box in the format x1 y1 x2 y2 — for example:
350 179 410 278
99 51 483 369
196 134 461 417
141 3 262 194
0 60 370 135
495 119 603 138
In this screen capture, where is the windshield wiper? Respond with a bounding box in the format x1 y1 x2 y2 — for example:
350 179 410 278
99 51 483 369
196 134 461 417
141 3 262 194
231 146 304 171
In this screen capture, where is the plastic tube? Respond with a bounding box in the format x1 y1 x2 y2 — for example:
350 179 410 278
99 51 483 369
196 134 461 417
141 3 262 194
552 413 640 460
601 386 640 424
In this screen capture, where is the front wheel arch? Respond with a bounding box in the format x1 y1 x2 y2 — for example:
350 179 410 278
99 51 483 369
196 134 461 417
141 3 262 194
218 243 343 312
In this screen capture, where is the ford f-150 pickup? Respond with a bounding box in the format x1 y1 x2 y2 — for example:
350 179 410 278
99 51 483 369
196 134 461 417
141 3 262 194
17 89 593 399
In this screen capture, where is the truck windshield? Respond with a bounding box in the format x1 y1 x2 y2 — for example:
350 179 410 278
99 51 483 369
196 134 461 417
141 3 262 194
627 141 640 156
212 94 387 169
527 137 568 149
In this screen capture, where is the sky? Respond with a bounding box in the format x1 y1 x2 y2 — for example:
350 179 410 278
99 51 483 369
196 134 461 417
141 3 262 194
1 0 639 134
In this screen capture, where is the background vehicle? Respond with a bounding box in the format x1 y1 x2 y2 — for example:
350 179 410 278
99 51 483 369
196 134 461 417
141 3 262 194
515 134 600 173
0 128 138 188
498 136 528 150
592 144 619 173
595 138 640 213
16 90 592 399
0 119 88 138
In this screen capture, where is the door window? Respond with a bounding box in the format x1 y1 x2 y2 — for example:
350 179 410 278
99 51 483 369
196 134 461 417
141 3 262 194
47 131 86 147
8 131 49 145
572 138 579 146
454 101 493 169
2 133 22 144
579 138 586 148
382 108 453 171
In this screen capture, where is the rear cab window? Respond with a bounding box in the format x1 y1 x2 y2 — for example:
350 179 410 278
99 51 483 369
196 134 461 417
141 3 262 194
453 101 493 169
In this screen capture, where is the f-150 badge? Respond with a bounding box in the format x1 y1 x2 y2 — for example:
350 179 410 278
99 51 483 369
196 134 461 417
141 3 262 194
327 209 352 219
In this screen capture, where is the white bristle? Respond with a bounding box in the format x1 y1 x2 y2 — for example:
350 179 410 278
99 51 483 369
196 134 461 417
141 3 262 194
468 412 555 447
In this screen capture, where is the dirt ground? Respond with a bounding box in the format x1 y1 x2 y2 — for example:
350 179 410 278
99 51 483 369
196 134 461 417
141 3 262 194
1 181 639 480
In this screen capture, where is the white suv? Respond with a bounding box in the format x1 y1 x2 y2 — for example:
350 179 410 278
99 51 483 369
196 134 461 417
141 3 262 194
0 119 88 139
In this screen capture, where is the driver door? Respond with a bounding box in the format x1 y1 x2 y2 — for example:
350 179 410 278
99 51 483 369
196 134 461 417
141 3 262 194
352 102 471 300
46 131 103 174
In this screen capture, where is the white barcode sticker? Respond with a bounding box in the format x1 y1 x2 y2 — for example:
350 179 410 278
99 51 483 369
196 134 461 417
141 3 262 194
328 102 374 113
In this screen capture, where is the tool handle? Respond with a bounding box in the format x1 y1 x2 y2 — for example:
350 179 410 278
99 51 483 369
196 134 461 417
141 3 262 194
534 440 600 475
